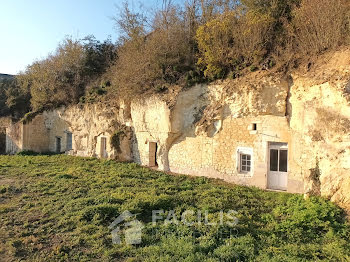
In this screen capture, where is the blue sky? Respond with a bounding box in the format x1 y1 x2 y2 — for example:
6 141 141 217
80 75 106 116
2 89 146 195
0 0 172 75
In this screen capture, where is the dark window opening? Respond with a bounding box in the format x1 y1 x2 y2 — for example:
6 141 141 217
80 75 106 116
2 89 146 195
155 143 158 167
270 149 279 171
0 131 6 154
270 148 288 172
279 150 288 172
66 132 72 151
56 137 61 153
252 123 257 131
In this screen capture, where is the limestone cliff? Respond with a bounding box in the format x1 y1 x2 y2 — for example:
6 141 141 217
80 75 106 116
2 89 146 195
289 50 350 211
129 49 350 212
6 102 133 161
6 49 350 213
51 102 133 161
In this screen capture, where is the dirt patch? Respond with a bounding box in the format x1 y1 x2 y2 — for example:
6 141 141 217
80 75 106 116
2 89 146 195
0 178 16 186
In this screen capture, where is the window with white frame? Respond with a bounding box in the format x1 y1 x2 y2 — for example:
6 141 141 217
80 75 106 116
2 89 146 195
240 154 251 172
237 147 253 175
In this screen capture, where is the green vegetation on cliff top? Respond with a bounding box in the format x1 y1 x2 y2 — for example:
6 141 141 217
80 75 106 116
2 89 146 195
3 0 350 119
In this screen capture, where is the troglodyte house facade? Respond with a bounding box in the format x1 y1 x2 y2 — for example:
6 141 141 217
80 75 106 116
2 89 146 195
5 50 350 211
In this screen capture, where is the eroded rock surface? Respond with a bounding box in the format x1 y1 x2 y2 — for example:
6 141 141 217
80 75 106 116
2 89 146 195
6 49 350 212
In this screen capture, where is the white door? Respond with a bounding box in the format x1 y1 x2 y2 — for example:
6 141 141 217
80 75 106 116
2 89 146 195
267 143 288 191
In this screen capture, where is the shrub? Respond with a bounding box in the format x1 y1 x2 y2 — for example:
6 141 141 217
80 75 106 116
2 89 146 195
21 111 40 124
112 4 196 97
196 9 273 79
23 38 86 112
9 0 350 116
213 235 256 261
0 77 30 118
290 0 350 55
16 150 40 156
270 195 345 243
16 150 57 156
250 65 259 72
80 86 108 104
18 36 116 112
196 12 238 79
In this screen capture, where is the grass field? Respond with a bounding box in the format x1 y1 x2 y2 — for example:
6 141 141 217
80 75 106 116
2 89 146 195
0 155 349 261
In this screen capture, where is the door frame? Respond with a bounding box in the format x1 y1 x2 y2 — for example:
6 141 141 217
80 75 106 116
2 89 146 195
267 142 288 191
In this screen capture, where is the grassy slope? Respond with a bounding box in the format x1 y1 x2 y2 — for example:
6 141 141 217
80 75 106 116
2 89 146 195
0 155 349 262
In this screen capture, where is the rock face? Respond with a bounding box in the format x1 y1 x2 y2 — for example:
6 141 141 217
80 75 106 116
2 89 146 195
6 103 133 161
5 49 350 211
132 75 300 192
130 49 350 211
288 50 350 211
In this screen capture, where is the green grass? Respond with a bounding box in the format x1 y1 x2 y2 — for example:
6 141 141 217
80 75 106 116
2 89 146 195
0 155 349 261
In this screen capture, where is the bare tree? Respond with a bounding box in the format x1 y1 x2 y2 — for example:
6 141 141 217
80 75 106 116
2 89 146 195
113 1 147 42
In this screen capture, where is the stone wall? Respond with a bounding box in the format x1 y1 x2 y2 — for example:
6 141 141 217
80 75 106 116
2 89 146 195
22 114 50 152
168 115 304 192
166 75 304 193
51 103 132 161
6 121 22 154
131 97 174 170
128 74 304 192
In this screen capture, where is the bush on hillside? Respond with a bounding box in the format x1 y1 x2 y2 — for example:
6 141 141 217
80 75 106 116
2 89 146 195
290 0 350 55
0 77 30 118
196 10 273 79
17 37 116 112
112 4 197 97
6 0 350 115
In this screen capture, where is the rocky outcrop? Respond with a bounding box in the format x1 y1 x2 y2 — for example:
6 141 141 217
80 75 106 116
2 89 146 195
289 49 350 211
193 73 290 136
